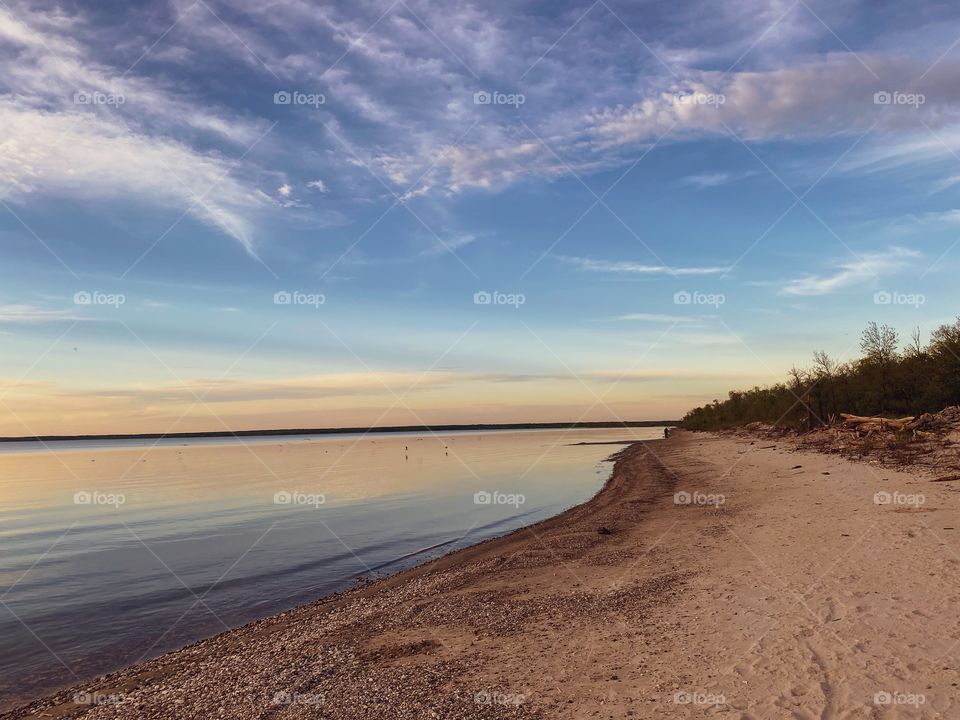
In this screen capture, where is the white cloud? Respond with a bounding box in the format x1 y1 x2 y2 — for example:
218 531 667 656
842 126 960 177
0 4 278 254
399 184 432 202
0 304 85 323
9 0 960 243
915 209 960 224
681 171 757 188
559 256 729 275
343 45 960 197
780 246 920 296
0 104 271 254
610 313 698 323
278 184 293 197
420 232 478 257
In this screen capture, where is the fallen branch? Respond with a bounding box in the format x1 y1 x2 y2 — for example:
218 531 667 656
931 474 960 483
840 414 914 430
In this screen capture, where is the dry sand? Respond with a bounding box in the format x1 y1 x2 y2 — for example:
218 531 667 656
6 431 960 719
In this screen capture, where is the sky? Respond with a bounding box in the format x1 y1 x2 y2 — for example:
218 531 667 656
2 0 960 435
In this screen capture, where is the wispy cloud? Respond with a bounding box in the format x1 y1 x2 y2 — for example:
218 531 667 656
559 256 729 275
780 246 920 296
420 232 478 257
0 4 277 254
0 304 85 324
922 209 960 224
627 332 741 347
607 313 698 323
6 0 960 264
680 171 758 188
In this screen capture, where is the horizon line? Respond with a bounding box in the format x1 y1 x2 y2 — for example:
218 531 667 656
0 420 680 444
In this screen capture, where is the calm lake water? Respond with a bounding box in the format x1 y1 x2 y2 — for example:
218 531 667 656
0 427 663 708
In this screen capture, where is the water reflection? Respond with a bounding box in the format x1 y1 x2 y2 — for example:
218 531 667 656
0 427 662 708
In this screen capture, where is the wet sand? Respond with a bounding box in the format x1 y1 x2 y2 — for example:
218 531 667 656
6 431 959 719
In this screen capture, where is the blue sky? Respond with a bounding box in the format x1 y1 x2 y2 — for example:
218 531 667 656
3 0 960 433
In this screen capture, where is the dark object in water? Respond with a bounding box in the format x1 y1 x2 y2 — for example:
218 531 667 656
598 526 612 535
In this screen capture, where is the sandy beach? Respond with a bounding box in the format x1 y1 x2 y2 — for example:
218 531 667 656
6 431 959 719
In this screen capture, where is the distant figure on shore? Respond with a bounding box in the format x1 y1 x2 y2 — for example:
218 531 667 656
664 427 671 438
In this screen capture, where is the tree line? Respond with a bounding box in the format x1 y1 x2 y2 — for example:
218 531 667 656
680 318 960 431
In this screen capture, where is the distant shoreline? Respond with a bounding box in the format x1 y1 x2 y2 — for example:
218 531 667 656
0 420 678 444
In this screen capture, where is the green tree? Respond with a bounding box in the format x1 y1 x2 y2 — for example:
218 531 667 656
680 319 960 430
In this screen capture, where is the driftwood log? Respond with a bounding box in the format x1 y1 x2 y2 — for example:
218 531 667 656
840 414 914 431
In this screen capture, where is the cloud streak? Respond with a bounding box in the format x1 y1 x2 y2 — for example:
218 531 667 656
780 246 920 296
0 304 85 324
0 4 278 254
559 256 729 275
